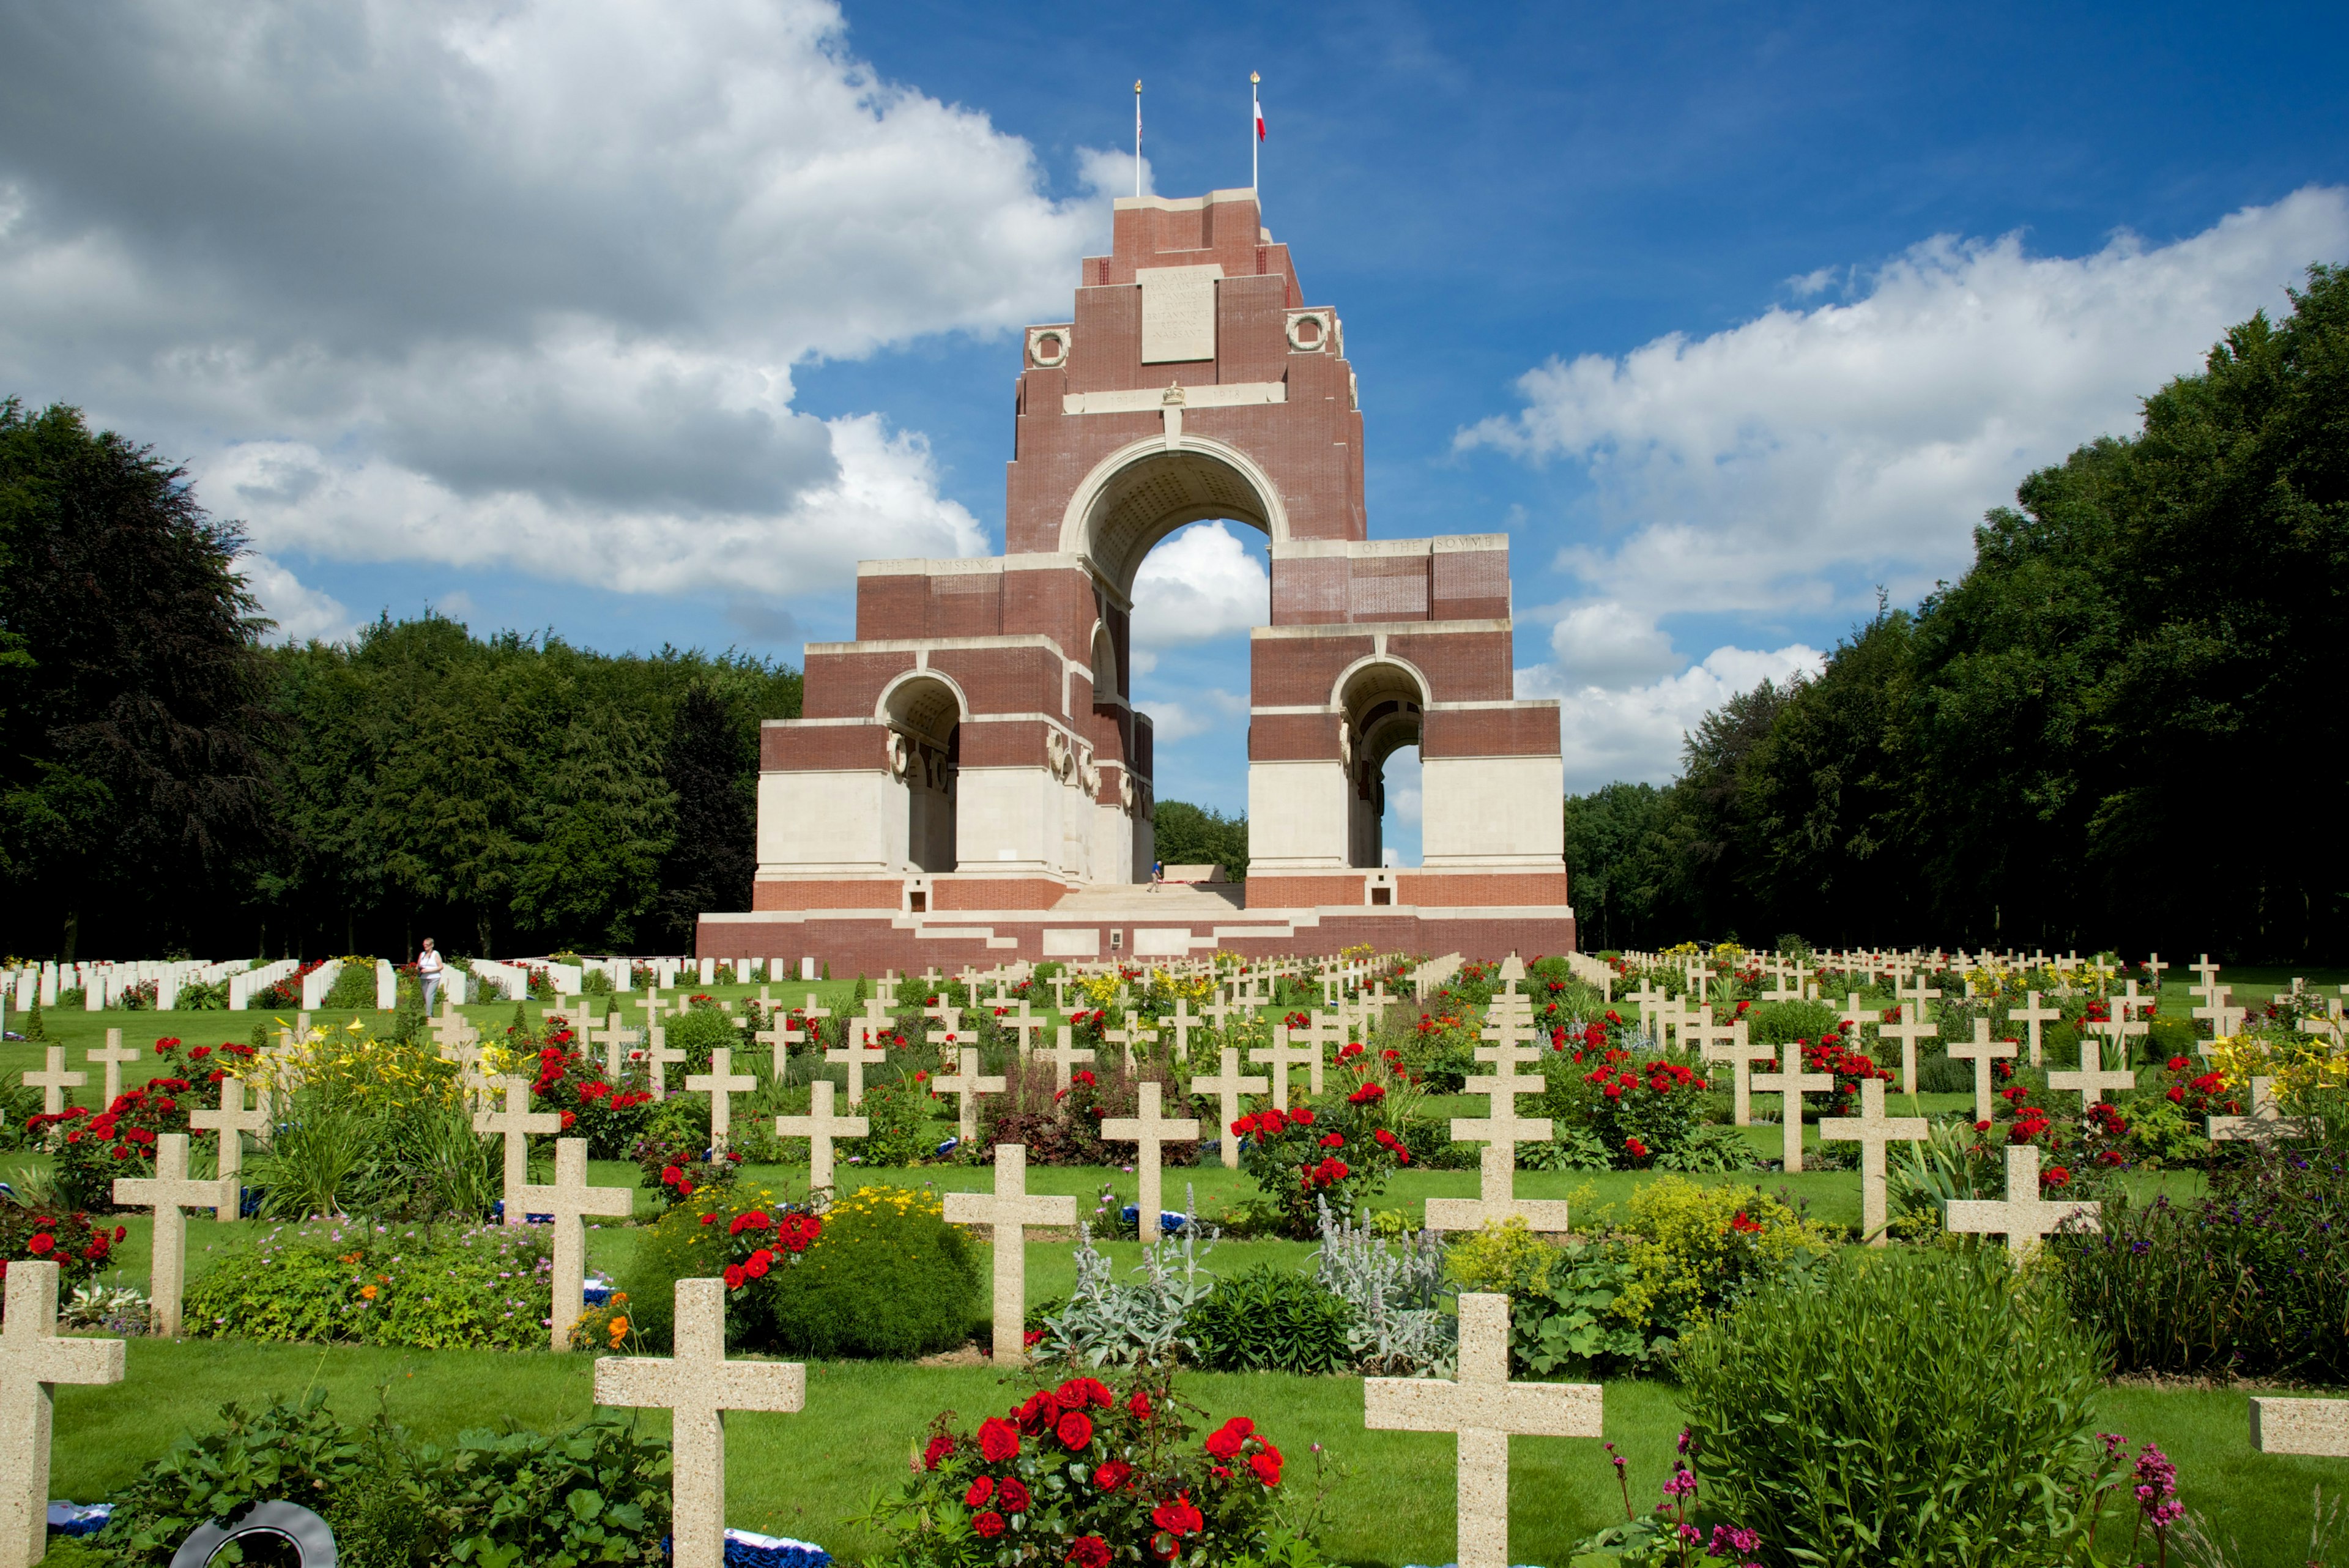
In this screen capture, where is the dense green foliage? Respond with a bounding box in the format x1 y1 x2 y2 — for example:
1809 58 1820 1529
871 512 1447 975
1186 1264 1356 1373
0 399 800 961
185 1221 554 1351
1678 1249 2107 1567
2052 1143 2349 1382
1566 266 2349 959
94 1390 669 1568
0 399 277 960
763 1184 982 1358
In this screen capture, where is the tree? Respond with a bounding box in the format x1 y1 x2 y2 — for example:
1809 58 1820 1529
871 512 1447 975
653 683 755 946
0 400 278 959
1151 801 1248 881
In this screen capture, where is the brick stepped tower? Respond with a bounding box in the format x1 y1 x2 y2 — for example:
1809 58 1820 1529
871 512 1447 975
699 187 1575 969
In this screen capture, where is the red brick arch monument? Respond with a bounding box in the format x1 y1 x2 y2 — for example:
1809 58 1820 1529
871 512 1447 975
698 188 1575 969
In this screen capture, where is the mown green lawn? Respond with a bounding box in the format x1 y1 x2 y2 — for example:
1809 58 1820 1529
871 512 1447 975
48 1337 2344 1567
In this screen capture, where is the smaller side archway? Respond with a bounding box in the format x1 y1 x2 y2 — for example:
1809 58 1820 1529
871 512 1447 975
878 672 965 873
1334 659 1427 869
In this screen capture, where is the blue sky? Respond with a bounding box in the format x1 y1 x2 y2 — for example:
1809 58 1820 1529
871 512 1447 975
3 0 2344 863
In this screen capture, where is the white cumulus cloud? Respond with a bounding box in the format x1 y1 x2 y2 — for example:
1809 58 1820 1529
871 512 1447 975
1129 522 1272 650
239 552 358 644
1463 187 2349 615
1521 643 1826 793
0 0 1120 599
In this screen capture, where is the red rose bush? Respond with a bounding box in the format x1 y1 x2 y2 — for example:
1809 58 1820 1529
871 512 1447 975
861 1369 1315 1568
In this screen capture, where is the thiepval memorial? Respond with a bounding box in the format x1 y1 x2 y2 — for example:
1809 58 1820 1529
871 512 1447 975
702 187 1572 970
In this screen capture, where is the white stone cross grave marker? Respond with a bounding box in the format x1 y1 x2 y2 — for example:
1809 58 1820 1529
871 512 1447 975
1189 1047 1271 1169
775 1079 866 1192
1425 1039 1569 1235
24 1047 84 1116
753 1013 802 1080
933 1047 1006 1147
826 1025 887 1108
87 1028 140 1109
1946 1017 2018 1125
475 1074 560 1226
1000 1000 1048 1057
1877 1002 1939 1096
595 1277 804 1568
2009 990 2061 1068
1044 1025 1098 1093
111 1132 236 1336
1364 1293 1601 1568
1100 1081 1199 1238
2207 1077 2323 1143
1691 1009 1776 1126
1104 1020 1157 1071
188 1076 269 1225
1943 1144 2099 1260
519 1137 636 1350
1248 1027 1321 1112
590 1015 635 1078
645 1025 688 1098
944 1145 1076 1362
2250 1397 2349 1457
2048 1036 2135 1111
686 1049 757 1145
1162 997 1204 1060
2 1261 127 1568
1750 1039 1833 1173
1820 1077 1928 1246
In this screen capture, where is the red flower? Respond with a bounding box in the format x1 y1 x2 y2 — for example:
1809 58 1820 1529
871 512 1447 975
27 1233 54 1255
965 1476 996 1507
1728 1211 1761 1235
1204 1417 1254 1459
1017 1389 1064 1435
2043 1165 2073 1188
922 1434 957 1471
1625 1137 1648 1158
722 1265 745 1289
1249 1445 1283 1487
1068 1537 1111 1568
1318 1132 1345 1148
972 1512 1006 1539
1093 1459 1133 1490
997 1477 1031 1513
1057 1376 1114 1409
559 1110 577 1130
1129 1390 1153 1420
1151 1495 1203 1537
1056 1410 1094 1451
1346 1082 1385 1104
1288 1107 1315 1126
979 1418 1021 1462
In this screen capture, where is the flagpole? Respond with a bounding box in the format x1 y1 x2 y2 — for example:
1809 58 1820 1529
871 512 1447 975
1250 72 1260 195
1134 80 1143 201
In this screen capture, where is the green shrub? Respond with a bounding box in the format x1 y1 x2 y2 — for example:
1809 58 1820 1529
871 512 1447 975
763 1183 980 1357
1679 1249 2106 1568
94 1390 669 1568
842 1072 936 1169
662 1003 741 1077
2052 1145 2349 1382
1187 1263 1354 1373
1743 999 1839 1048
323 958 380 1009
185 1219 553 1350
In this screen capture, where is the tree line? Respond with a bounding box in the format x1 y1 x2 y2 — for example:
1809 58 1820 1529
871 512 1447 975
0 398 800 962
1565 265 2348 960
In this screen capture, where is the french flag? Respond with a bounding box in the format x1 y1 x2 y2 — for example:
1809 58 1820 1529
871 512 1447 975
1255 87 1265 141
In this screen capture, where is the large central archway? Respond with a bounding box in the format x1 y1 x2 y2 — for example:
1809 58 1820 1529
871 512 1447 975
1056 435 1290 600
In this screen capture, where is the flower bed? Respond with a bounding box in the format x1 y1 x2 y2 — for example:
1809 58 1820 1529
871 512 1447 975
859 1369 1305 1568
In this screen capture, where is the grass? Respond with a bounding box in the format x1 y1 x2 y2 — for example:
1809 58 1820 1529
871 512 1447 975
46 1337 2345 1566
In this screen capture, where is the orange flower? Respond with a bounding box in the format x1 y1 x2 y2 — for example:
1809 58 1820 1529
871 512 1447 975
360 1284 379 1299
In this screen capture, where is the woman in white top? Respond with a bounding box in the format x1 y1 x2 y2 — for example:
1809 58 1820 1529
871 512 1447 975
417 938 445 1014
